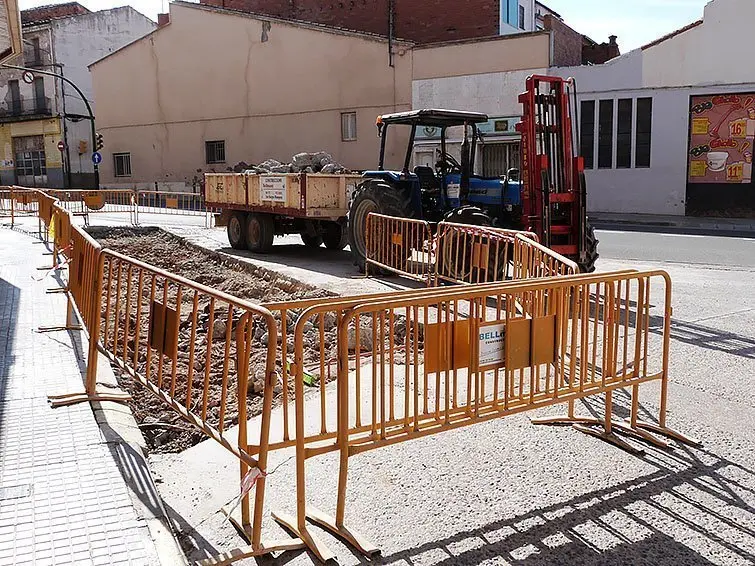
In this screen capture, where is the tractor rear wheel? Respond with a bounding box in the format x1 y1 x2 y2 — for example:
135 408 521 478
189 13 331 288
578 220 599 273
439 205 507 283
348 180 414 273
227 211 247 250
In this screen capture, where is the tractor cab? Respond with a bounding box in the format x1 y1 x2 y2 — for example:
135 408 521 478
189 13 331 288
363 109 522 223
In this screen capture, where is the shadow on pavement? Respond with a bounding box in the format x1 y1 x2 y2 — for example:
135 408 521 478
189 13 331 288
253 389 753 566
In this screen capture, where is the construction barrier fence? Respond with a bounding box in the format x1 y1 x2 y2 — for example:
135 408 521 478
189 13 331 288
364 212 564 286
6 186 697 565
365 213 434 285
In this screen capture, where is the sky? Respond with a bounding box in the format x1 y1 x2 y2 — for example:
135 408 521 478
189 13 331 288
18 0 711 53
543 0 711 52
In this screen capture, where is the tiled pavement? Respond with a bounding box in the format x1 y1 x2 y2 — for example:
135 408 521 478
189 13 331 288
0 226 164 565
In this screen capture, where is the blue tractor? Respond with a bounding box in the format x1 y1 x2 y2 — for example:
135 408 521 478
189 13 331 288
347 109 524 273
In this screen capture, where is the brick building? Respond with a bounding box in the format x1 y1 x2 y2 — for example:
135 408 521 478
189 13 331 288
199 0 618 65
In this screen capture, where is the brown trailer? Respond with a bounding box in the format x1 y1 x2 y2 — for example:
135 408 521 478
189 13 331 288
205 172 362 253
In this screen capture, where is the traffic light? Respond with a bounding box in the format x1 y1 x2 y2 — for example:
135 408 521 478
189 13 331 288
95 132 104 151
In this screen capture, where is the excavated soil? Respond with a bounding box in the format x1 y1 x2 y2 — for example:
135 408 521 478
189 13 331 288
88 227 413 453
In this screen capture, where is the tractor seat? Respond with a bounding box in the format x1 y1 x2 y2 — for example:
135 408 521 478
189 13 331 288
414 166 439 192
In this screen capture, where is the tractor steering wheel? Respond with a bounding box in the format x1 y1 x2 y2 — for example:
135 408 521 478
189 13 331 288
437 152 462 174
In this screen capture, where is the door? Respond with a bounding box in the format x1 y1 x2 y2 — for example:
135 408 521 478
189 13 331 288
13 135 48 187
482 142 520 177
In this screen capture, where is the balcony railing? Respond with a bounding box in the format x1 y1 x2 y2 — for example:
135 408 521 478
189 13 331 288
0 97 54 119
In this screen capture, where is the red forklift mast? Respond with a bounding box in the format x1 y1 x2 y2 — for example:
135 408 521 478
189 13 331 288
516 75 587 263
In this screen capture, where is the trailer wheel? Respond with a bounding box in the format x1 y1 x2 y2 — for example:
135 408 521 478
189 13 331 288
246 213 275 253
323 222 348 251
227 211 247 250
300 233 323 248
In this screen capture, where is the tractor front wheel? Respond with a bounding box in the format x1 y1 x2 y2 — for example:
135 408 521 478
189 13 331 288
438 205 507 283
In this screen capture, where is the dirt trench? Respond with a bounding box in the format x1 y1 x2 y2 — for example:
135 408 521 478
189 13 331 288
88 227 414 453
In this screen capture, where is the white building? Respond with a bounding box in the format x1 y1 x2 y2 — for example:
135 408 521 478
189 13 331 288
0 3 155 188
416 0 755 217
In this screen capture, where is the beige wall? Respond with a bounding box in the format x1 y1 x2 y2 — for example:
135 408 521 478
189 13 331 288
91 3 412 184
412 32 551 81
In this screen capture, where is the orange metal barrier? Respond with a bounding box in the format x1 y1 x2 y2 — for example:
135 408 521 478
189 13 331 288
365 212 434 284
8 187 696 565
1 186 40 227
87 250 302 558
435 221 539 285
136 190 211 226
512 233 579 279
48 189 138 224
265 270 698 560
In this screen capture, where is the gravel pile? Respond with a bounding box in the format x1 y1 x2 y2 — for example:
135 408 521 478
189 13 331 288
231 151 350 175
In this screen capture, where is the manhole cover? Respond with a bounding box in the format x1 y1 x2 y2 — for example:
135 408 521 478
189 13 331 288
0 484 32 501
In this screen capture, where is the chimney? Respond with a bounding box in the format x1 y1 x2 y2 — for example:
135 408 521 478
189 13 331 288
609 35 617 46
158 13 170 27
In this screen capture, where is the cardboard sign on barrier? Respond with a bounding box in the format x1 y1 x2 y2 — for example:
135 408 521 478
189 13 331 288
84 193 105 211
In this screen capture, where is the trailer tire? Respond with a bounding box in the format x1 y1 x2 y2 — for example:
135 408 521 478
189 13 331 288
348 179 415 274
323 222 348 251
578 220 599 273
227 211 247 250
246 213 275 253
301 233 323 248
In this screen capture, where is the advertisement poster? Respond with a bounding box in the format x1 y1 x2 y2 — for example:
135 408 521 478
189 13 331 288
688 94 755 184
260 175 287 202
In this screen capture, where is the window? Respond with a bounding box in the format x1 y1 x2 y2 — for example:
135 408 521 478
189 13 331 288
113 153 132 177
205 140 225 164
33 77 46 112
635 97 652 168
616 98 633 169
483 142 520 177
598 99 614 169
579 100 595 169
519 5 525 29
341 112 357 141
8 80 20 113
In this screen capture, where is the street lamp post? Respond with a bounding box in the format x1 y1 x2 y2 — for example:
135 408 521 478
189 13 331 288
2 62 100 189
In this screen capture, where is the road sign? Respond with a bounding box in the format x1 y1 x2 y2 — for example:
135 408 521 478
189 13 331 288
92 151 102 165
22 70 34 84
57 141 65 152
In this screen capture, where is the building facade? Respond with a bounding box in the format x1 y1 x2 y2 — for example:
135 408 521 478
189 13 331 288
553 0 755 216
90 2 563 190
90 2 414 189
0 3 155 188
412 0 752 217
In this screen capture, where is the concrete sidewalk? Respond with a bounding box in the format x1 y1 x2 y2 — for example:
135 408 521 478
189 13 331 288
0 224 183 566
590 211 755 236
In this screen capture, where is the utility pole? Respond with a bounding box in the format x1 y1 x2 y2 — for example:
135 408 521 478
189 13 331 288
2 62 100 189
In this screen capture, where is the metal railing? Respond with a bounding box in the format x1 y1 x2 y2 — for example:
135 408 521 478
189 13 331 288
7 186 697 565
0 96 53 118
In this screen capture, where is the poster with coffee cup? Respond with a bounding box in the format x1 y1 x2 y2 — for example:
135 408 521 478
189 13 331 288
688 93 755 184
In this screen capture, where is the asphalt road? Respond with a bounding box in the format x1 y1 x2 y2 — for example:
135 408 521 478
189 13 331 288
597 229 755 269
